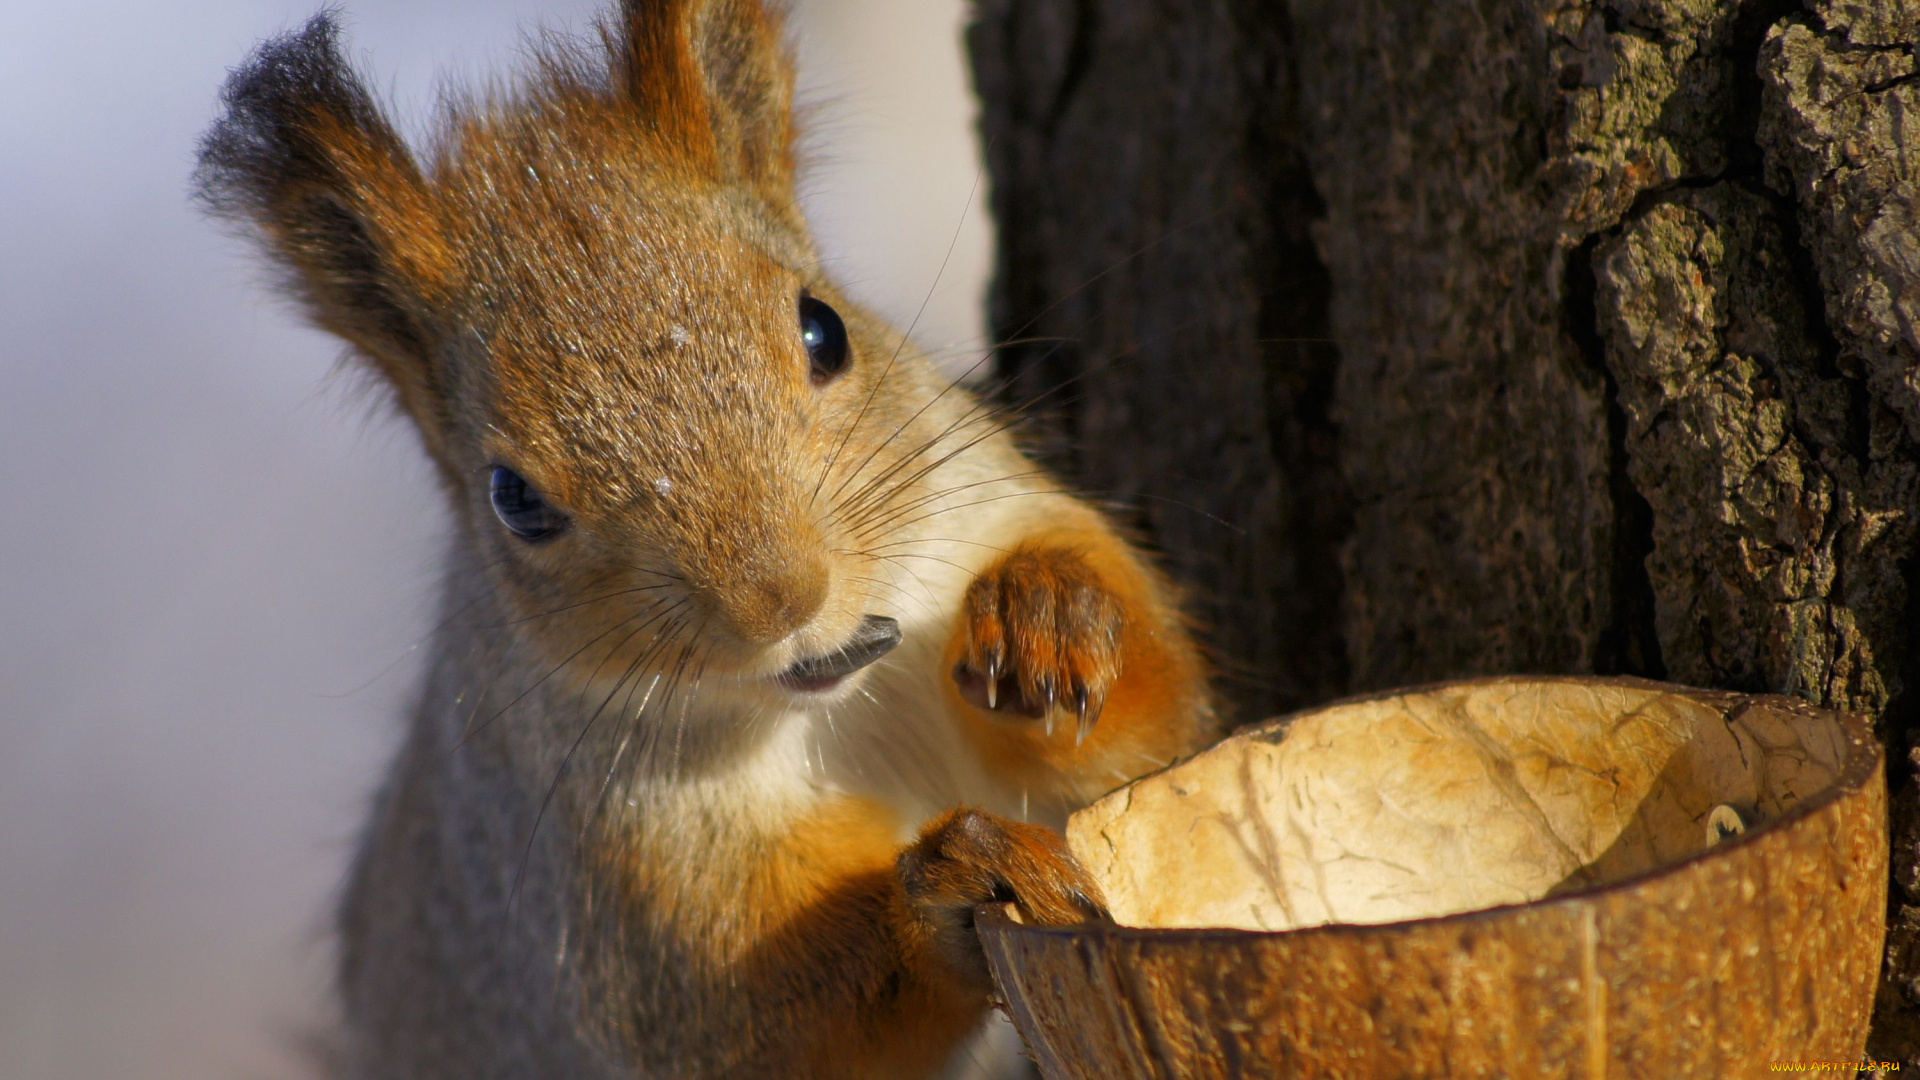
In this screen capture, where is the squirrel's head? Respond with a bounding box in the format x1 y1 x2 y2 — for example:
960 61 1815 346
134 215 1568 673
198 2 963 723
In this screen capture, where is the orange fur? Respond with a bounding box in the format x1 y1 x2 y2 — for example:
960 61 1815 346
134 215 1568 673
596 799 1105 1078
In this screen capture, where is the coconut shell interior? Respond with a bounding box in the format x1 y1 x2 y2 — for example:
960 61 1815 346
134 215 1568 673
1070 680 1850 931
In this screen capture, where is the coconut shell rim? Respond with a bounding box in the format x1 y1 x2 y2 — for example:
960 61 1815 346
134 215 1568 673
984 675 1884 946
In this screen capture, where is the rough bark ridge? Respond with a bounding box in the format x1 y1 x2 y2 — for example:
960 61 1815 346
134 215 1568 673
972 0 1920 1057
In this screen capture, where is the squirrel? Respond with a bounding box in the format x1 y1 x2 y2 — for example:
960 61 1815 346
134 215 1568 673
196 2 1216 1077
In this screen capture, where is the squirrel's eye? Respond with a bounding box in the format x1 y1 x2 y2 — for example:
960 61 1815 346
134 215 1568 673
489 466 567 543
799 293 849 383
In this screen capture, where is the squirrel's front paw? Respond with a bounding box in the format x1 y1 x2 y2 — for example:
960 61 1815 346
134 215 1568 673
898 808 1108 988
953 546 1123 744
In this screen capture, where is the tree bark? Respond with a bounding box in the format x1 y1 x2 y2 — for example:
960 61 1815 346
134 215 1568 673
970 0 1920 1058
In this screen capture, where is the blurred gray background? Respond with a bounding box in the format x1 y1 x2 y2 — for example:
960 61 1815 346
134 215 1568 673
0 2 991 1077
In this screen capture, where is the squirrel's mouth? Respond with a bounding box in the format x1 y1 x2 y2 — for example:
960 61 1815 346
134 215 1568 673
777 615 902 693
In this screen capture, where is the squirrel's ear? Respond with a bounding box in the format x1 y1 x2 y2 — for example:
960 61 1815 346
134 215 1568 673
196 15 456 450
611 0 797 197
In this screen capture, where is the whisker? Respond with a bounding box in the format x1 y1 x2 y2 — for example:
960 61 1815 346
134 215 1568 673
449 609 647 756
833 427 1031 535
846 572 938 619
658 618 708 780
1122 491 1250 535
507 607 670 917
834 411 1037 537
830 405 1012 527
860 549 975 578
828 388 1002 516
842 470 1051 541
812 163 983 506
824 317 1155 540
857 535 1012 556
580 615 691 837
315 555 516 699
991 206 1234 356
469 581 680 630
452 596 686 756
824 349 1000 511
854 488 1074 543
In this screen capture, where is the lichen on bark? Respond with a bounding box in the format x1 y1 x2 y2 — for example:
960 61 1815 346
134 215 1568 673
1285 0 1797 691
1594 184 1913 712
1756 2 1920 1056
1760 17 1920 442
1544 0 1762 234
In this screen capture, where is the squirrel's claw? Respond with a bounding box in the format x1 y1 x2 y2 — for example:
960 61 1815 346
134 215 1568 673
1072 682 1104 747
898 807 1110 988
955 546 1124 744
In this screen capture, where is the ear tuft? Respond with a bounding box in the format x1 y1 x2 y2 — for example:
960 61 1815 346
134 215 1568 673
196 14 401 225
196 12 454 446
610 0 797 195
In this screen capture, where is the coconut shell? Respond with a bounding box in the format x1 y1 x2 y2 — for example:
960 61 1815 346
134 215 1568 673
980 677 1886 1079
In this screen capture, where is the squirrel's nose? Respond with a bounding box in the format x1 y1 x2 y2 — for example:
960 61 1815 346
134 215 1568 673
700 552 828 645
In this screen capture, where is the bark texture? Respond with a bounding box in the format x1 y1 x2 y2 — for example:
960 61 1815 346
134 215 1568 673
969 1 1350 720
970 0 1920 1057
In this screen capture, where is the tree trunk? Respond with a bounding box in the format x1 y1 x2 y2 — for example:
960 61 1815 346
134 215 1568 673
969 0 1920 1059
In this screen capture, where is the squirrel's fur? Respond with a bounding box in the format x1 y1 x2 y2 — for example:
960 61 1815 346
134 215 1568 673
197 3 1216 1077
